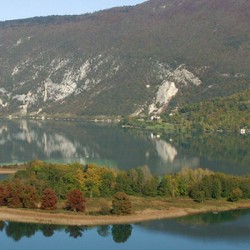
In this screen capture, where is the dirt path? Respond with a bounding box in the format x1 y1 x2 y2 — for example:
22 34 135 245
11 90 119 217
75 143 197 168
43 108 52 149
1 201 250 226
0 170 16 175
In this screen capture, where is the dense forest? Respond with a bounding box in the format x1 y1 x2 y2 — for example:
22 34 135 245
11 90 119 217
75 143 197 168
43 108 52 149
164 88 250 132
1 161 250 213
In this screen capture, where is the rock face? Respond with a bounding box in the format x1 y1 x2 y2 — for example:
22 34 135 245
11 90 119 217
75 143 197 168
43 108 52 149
0 0 249 117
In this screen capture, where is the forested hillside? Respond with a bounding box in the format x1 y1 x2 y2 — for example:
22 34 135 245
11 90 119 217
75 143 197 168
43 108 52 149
0 0 249 117
164 89 250 131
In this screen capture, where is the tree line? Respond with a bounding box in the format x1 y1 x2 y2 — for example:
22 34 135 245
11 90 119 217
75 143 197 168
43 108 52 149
0 160 250 213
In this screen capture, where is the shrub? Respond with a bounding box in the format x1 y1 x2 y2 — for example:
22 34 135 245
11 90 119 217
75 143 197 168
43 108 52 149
66 189 86 212
228 188 243 202
41 188 58 210
112 192 132 215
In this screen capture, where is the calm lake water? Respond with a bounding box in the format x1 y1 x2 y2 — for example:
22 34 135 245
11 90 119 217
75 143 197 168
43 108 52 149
0 119 250 175
1 209 250 250
1 119 250 249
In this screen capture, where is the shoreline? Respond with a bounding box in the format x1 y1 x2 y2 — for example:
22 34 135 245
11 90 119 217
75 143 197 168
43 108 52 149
1 200 250 226
0 169 18 175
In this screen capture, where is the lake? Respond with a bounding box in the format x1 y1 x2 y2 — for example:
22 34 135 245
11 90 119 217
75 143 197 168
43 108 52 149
1 209 250 250
0 119 249 175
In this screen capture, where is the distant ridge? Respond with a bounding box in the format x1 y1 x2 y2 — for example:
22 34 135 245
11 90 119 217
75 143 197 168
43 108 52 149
0 0 249 117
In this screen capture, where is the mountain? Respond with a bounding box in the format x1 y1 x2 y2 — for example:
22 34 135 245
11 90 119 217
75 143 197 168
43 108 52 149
0 0 249 117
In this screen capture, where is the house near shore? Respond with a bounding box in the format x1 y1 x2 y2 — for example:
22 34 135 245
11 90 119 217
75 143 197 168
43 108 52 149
150 115 161 121
240 128 250 135
240 128 246 134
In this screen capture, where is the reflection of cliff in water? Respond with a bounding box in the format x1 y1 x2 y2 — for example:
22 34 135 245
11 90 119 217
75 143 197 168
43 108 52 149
0 120 182 174
1 119 250 175
154 139 200 173
138 209 250 242
169 133 250 175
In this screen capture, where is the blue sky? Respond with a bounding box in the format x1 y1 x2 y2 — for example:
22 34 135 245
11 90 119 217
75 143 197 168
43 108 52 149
0 0 146 21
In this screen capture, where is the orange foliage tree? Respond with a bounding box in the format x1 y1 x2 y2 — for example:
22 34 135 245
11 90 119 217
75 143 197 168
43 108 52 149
41 188 58 210
66 189 86 212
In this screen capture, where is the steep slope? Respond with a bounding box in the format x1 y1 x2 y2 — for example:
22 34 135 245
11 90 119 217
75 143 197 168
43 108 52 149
164 88 250 131
0 0 249 117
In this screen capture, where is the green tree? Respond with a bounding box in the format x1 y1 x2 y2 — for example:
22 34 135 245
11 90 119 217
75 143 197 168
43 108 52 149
115 172 133 194
190 184 206 203
143 176 159 196
228 188 243 202
211 177 222 199
99 169 116 197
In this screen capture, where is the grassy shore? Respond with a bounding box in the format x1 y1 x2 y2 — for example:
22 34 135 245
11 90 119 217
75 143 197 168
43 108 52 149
1 197 250 226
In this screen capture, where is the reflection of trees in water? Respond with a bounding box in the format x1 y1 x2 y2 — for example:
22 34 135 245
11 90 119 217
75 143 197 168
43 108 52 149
1 119 250 175
40 224 57 237
97 225 110 237
0 221 133 243
112 224 133 243
177 209 250 226
5 222 39 241
0 221 6 231
171 133 250 174
65 225 87 238
139 209 250 241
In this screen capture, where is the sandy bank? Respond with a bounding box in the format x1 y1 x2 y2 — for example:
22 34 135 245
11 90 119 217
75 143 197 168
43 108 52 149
1 200 250 226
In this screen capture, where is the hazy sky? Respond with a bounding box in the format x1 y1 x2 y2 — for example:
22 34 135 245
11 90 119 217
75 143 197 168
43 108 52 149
0 0 146 21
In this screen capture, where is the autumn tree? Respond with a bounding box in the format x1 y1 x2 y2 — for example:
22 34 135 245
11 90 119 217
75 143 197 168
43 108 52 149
41 188 58 210
0 184 11 206
112 192 132 215
82 164 102 198
66 189 86 212
7 180 39 209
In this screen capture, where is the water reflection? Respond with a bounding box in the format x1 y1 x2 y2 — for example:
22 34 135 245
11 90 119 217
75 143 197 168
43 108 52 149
139 209 250 242
0 119 249 175
0 221 133 243
1 209 250 245
0 119 181 175
112 224 132 243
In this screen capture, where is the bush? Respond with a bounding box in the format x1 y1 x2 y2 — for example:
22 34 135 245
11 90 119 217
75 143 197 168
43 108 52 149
228 188 243 202
112 192 132 215
41 188 58 210
66 189 86 212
